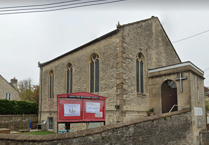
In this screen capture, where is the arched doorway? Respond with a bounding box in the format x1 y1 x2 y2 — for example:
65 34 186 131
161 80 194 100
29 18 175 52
161 80 177 113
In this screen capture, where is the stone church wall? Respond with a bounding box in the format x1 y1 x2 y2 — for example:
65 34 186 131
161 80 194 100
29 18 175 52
40 31 122 132
39 17 183 132
190 72 206 144
0 109 195 145
148 71 191 114
148 64 206 144
120 17 181 121
0 76 20 101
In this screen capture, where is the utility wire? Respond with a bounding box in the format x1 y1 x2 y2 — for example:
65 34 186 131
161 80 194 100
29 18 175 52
0 0 84 9
204 67 209 72
172 29 209 73
172 29 209 43
0 0 110 12
0 0 125 15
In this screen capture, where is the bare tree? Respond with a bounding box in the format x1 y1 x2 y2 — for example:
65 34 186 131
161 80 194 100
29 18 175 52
18 78 36 102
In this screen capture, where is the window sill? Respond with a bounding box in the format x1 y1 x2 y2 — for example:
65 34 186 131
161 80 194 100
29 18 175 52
90 92 100 95
137 93 148 97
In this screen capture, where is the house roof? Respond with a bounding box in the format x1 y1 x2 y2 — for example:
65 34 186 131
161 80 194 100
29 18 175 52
0 75 20 94
38 16 181 67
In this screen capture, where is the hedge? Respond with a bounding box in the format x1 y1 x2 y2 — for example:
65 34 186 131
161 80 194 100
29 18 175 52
0 99 38 115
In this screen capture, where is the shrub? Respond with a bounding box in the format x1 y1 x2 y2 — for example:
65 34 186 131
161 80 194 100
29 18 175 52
0 99 38 115
149 108 154 112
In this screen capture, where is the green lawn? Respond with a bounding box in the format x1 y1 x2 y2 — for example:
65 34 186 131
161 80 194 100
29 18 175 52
21 131 56 135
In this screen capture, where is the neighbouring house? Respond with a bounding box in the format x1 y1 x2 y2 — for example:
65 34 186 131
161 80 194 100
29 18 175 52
38 16 206 144
0 75 20 101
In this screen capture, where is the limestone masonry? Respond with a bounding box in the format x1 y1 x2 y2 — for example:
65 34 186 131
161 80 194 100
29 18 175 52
37 16 206 144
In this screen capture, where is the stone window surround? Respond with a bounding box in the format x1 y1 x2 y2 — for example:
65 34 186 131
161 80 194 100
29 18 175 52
136 52 146 94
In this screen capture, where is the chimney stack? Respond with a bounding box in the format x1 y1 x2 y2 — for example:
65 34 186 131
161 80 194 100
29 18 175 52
11 77 18 89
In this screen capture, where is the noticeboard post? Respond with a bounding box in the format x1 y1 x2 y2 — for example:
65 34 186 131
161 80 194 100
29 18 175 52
57 92 106 133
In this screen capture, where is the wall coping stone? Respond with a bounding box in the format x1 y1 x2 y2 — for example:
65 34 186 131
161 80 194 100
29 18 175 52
199 130 209 134
0 108 191 142
148 61 204 80
148 61 203 75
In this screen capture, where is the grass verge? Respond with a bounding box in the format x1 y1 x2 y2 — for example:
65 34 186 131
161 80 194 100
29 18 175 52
21 131 56 135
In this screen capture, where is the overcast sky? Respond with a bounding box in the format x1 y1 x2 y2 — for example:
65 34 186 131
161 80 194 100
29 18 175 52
0 0 209 86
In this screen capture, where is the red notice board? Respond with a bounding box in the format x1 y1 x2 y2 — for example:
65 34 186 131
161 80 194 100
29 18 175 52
57 92 106 122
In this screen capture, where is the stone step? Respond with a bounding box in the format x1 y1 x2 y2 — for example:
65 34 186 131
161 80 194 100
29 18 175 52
30 129 41 132
10 131 21 134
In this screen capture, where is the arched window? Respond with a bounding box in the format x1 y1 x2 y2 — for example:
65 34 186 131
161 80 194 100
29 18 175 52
49 70 54 98
67 63 73 93
162 80 177 89
90 53 99 93
136 53 144 93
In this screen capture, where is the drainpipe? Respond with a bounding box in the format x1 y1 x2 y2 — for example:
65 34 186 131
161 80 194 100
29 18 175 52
38 62 43 124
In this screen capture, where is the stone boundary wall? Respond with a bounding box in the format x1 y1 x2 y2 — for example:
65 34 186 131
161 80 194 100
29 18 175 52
199 130 209 145
0 120 29 131
0 109 193 145
0 114 38 123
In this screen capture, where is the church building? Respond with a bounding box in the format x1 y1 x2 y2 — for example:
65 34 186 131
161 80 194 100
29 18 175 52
38 16 206 133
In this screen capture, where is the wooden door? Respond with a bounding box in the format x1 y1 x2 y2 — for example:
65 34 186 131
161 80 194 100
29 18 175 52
161 80 177 113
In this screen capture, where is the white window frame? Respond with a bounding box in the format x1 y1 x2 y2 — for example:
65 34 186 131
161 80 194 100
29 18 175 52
5 93 12 100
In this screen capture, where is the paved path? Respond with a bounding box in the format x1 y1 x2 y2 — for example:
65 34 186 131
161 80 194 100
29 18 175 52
10 131 20 134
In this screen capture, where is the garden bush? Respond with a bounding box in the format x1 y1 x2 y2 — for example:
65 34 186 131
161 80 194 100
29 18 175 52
0 99 38 114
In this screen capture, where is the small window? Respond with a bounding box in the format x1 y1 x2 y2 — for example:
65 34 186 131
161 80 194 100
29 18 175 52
5 93 12 100
48 117 53 130
162 80 177 89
